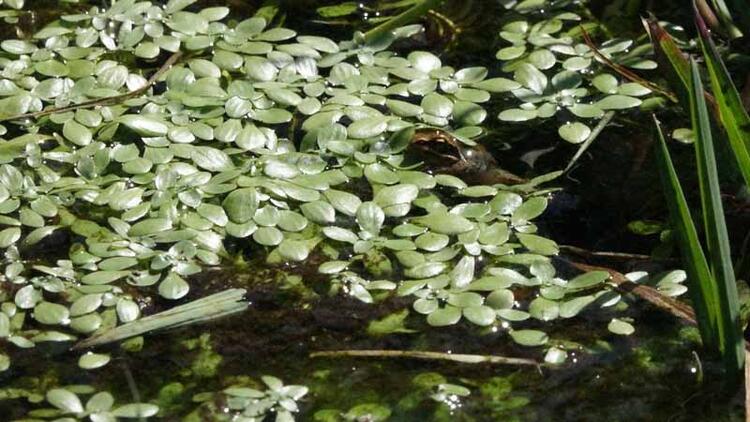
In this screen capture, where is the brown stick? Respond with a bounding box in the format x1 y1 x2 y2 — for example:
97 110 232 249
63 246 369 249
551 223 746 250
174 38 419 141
569 260 750 354
746 349 750 422
567 260 697 325
310 349 540 366
1 51 182 122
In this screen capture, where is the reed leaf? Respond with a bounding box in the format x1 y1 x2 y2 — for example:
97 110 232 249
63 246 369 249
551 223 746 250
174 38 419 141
688 58 744 375
643 17 692 108
651 59 744 379
652 115 719 351
709 0 743 38
696 9 750 188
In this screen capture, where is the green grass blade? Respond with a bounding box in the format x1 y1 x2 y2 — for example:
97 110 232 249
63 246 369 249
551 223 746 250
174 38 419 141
652 115 719 351
643 17 692 108
724 0 750 34
696 10 750 188
74 288 249 349
363 0 445 44
689 58 744 375
709 0 744 37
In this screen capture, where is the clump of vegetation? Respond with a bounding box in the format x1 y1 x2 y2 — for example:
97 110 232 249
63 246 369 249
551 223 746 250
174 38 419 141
0 0 631 374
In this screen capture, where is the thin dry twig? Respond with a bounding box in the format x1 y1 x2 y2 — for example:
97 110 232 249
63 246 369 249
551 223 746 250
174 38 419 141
310 349 540 366
580 26 677 102
564 110 615 173
560 244 677 262
566 261 750 355
1 51 182 122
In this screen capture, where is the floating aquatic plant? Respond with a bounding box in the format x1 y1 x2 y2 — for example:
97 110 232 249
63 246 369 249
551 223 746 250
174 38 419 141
17 385 158 421
0 3 681 420
494 0 656 149
0 0 629 378
190 375 308 422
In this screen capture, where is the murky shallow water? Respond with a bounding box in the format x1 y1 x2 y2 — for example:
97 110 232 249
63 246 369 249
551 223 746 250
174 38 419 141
0 0 746 420
0 262 741 421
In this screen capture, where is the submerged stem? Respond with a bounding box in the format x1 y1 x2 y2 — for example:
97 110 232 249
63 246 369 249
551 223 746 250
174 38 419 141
559 244 668 261
363 0 445 44
311 349 540 366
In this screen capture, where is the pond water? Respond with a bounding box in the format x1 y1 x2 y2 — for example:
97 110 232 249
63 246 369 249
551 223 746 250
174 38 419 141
0 266 739 421
0 0 747 420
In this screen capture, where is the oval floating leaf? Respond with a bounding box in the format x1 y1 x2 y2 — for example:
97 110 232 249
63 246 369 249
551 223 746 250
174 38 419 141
510 329 549 346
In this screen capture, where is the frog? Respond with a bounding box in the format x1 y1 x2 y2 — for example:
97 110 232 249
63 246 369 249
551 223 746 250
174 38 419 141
406 128 527 185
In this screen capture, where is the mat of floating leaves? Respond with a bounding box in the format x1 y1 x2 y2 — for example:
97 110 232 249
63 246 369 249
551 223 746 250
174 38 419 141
0 0 653 391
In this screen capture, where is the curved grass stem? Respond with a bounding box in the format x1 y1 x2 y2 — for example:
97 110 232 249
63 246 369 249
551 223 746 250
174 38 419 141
565 111 615 173
363 0 445 44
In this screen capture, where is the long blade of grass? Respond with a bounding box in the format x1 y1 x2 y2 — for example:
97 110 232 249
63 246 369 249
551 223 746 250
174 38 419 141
643 17 692 107
652 115 719 351
696 8 750 188
689 58 744 375
363 0 445 44
643 17 718 115
709 0 743 38
74 288 249 349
